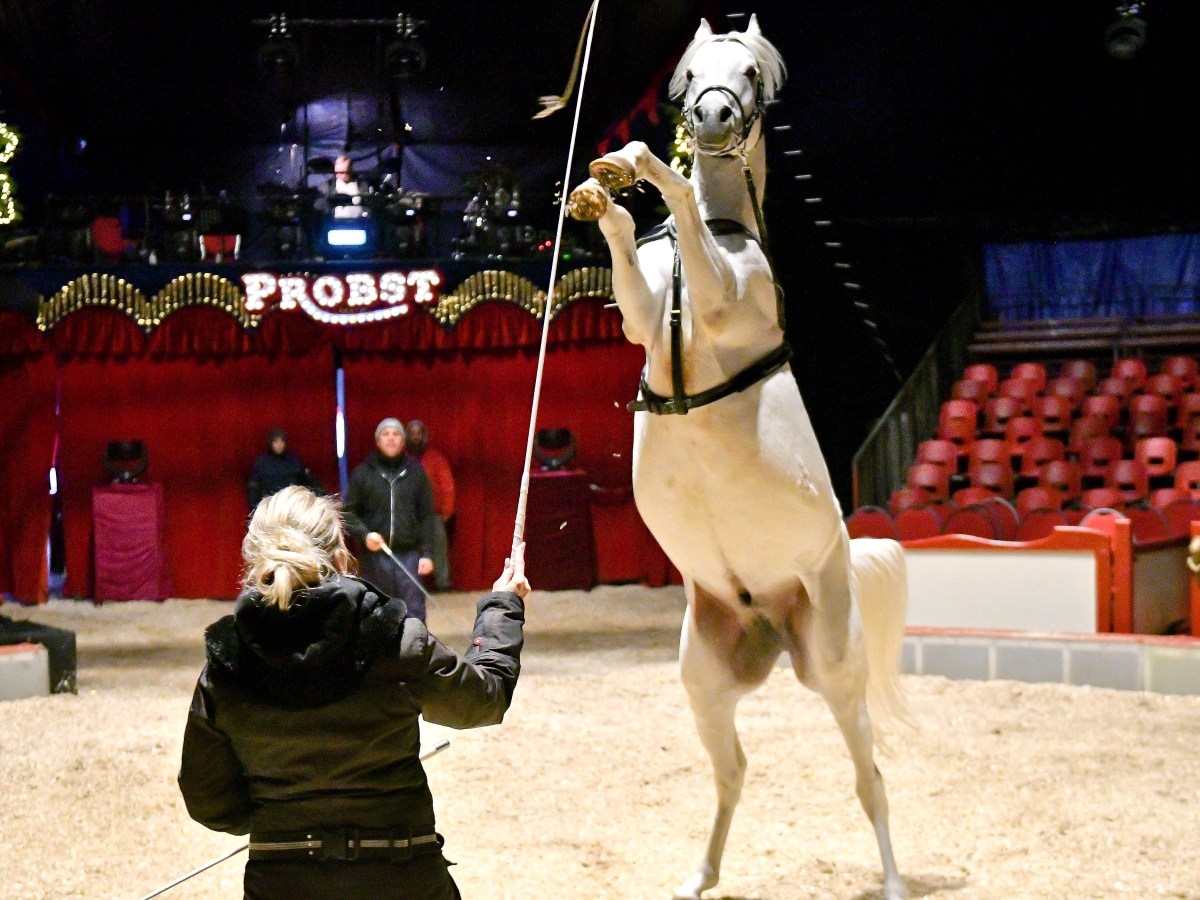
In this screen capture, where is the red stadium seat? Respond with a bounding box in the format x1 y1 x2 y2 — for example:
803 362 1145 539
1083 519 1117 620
1004 417 1042 462
1059 358 1098 390
1081 487 1125 511
1068 415 1112 457
1126 395 1171 452
894 506 942 541
1175 461 1200 499
1175 393 1200 430
1009 362 1047 392
980 496 1019 540
908 462 950 501
1150 487 1190 510
1080 436 1123 484
1123 506 1169 544
1046 376 1087 411
952 486 996 507
997 377 1041 406
951 378 990 403
1161 498 1200 539
1134 437 1177 484
1032 395 1073 435
916 439 960 472
937 416 976 455
1016 508 1069 541
1160 355 1198 391
1080 395 1122 430
847 506 898 539
981 397 1025 437
1111 357 1148 390
967 461 1014 498
1144 373 1185 407
967 438 1009 470
1106 459 1149 504
1016 485 1065 517
1095 376 1136 406
1180 417 1200 460
1019 437 1066 478
889 486 932 516
1040 459 1083 502
940 399 979 430
942 504 1001 539
963 363 999 393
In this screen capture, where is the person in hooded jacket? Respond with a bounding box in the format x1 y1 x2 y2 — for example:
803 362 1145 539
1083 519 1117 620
178 485 529 900
247 428 322 511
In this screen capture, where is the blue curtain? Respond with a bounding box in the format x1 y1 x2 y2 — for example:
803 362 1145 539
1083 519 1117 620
984 234 1200 321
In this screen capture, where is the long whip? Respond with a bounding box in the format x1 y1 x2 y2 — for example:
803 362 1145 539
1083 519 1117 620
138 740 451 899
512 0 602 556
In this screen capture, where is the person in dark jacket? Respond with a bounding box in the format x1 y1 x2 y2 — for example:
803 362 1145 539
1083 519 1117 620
247 428 321 510
343 417 437 621
178 485 529 900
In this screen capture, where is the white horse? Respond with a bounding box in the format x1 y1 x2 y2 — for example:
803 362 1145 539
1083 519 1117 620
568 16 910 900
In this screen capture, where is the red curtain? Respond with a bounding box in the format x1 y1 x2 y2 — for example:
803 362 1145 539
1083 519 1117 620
0 350 57 603
343 301 675 591
57 308 338 599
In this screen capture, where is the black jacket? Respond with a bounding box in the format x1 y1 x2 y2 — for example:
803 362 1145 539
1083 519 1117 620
343 452 436 557
177 574 524 835
248 451 321 509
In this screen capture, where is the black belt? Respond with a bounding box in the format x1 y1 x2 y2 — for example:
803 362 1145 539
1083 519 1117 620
248 827 441 862
628 341 793 415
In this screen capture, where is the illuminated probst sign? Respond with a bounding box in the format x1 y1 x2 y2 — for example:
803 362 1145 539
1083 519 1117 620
241 269 443 325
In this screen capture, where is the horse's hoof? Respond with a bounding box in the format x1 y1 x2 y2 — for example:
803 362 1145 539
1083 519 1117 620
589 156 636 193
566 181 608 221
672 869 717 899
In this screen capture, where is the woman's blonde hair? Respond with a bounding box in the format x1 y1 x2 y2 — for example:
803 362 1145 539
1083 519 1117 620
242 486 354 609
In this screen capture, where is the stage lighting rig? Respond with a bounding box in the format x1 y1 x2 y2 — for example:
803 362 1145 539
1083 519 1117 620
385 14 427 80
258 13 299 74
1105 3 1148 60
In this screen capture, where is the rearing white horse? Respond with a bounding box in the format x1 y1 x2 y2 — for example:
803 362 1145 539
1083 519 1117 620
568 16 910 900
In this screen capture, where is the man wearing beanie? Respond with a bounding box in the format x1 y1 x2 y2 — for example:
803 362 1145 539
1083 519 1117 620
343 418 438 621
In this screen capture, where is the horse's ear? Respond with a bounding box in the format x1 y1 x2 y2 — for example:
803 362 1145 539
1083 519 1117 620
694 18 713 40
746 14 762 37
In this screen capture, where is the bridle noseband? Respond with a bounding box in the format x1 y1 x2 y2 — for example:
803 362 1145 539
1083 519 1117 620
681 40 767 158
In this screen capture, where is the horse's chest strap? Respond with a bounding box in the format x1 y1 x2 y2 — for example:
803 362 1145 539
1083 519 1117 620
629 218 791 415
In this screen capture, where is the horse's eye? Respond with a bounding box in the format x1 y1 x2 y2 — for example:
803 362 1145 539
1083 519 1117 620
685 70 694 82
745 66 758 81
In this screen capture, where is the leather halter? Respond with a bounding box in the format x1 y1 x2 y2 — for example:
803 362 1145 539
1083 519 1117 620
627 218 792 416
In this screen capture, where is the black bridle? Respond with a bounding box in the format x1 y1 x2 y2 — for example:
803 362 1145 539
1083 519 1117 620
680 39 768 158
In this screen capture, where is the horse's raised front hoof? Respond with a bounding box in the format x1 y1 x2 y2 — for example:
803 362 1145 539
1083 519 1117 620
672 868 717 900
588 155 636 193
565 180 609 222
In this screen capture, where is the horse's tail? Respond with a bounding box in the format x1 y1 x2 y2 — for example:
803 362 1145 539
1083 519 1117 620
850 536 912 738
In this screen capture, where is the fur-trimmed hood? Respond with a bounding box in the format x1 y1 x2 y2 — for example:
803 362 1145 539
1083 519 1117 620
204 574 406 708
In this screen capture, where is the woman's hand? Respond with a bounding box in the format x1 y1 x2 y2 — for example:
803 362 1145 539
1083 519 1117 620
365 532 384 552
492 542 531 599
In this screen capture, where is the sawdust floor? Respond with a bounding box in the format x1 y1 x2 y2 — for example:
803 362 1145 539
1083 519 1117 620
3 586 1200 899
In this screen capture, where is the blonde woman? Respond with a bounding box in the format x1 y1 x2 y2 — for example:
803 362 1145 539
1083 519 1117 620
178 486 529 899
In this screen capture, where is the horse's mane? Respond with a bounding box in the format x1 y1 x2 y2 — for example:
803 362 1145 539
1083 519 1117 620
668 25 787 103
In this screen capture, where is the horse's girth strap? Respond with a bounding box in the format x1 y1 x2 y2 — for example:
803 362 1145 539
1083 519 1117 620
628 341 793 415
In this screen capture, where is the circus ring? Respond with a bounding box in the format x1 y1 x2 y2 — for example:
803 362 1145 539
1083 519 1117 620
3 264 1200 898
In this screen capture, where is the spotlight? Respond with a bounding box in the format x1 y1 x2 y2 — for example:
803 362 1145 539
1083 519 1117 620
327 228 368 247
1105 3 1147 60
258 13 299 74
385 13 426 80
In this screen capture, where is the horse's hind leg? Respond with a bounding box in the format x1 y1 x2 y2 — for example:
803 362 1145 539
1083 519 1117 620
674 583 780 900
807 533 908 899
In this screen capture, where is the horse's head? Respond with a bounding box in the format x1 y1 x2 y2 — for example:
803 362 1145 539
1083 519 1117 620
670 15 786 159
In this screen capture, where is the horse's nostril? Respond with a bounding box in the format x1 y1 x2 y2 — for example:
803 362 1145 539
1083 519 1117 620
694 107 705 122
719 107 733 122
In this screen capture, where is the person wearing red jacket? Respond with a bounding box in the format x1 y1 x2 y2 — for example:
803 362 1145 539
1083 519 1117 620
406 420 455 591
